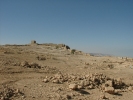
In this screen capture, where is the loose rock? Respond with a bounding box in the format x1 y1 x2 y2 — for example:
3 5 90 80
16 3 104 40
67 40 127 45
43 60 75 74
69 84 78 90
104 87 115 94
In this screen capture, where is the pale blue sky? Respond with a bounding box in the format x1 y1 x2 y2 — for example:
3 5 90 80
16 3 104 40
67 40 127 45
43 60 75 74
0 0 133 57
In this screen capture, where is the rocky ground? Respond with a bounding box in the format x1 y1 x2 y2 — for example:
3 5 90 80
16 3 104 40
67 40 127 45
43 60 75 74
0 43 133 100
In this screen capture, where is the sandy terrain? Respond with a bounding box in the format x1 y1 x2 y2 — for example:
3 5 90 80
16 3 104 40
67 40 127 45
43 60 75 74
0 43 133 100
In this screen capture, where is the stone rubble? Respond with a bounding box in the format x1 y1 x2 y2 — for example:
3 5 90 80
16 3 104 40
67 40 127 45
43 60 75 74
42 72 131 95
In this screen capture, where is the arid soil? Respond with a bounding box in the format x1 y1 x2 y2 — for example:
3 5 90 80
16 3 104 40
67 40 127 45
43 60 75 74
0 44 133 100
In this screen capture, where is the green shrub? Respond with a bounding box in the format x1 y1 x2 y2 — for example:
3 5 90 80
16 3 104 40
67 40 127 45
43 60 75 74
55 45 59 49
71 49 76 54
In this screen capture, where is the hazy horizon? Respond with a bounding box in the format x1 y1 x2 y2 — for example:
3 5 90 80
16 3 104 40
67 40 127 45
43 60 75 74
0 0 133 58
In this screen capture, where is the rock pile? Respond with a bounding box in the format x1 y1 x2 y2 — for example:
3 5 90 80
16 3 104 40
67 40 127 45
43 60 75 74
42 72 130 94
20 61 41 69
0 87 24 100
36 56 46 60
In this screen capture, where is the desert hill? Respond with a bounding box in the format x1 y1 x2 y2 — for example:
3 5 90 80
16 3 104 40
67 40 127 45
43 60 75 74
0 41 133 100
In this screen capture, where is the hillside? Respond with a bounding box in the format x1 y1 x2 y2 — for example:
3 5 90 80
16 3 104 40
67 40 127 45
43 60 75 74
0 41 133 100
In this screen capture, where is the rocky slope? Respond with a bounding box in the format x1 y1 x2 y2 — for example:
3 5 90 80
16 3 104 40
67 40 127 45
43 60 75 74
0 43 133 100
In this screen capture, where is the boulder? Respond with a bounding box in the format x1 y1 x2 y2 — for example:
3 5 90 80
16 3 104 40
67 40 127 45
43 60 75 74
104 87 115 94
128 86 133 91
80 80 90 87
20 61 29 67
43 79 49 83
69 84 78 90
105 80 114 87
29 62 41 68
53 79 60 84
36 56 46 60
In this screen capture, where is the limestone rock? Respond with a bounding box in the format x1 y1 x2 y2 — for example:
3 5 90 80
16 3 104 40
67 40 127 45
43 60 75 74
128 86 133 91
80 80 90 87
104 87 115 94
105 80 113 87
20 61 29 67
77 85 83 89
69 84 78 90
43 79 49 83
53 79 60 84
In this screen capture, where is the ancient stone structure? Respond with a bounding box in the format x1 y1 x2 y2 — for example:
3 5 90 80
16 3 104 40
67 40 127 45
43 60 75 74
30 40 37 45
31 40 36 44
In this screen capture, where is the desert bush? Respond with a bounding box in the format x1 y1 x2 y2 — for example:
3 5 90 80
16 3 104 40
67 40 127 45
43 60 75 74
55 45 59 49
71 49 76 54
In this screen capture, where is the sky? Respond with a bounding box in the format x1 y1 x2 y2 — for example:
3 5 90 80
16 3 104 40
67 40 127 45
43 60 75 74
0 0 133 57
